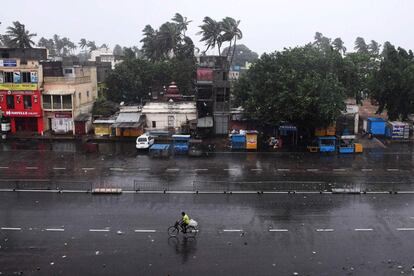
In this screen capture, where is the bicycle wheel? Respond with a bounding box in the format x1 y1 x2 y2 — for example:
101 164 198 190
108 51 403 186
168 226 179 237
186 226 197 237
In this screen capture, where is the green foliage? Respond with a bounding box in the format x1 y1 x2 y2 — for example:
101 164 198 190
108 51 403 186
4 21 37 48
233 45 347 130
221 44 259 67
38 35 77 57
370 44 414 120
92 97 119 117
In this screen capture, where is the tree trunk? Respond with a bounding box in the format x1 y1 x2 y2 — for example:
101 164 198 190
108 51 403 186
230 38 237 67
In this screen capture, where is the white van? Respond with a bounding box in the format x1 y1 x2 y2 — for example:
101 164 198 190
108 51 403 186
136 134 154 150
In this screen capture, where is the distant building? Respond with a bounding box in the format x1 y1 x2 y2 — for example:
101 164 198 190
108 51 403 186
142 101 197 133
111 106 145 137
89 48 122 70
196 55 230 135
0 48 47 135
41 60 98 135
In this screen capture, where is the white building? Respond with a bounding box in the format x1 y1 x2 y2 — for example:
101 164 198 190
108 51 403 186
142 101 197 132
89 48 122 69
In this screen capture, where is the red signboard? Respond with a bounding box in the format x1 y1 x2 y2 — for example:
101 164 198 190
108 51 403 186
0 90 42 117
197 68 214 82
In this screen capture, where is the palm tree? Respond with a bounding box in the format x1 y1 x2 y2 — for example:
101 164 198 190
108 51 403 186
332 37 346 55
220 17 242 65
197 16 223 55
86 41 97 52
141 25 162 61
158 22 180 58
79 38 87 50
6 21 37 48
354 37 369 54
172 13 192 36
368 40 381 56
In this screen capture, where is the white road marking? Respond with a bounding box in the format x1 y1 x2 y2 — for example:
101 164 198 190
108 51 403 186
26 167 38 170
89 229 110 232
223 229 243 232
269 229 288 232
251 168 263 171
82 167 95 171
361 168 373 172
224 168 237 171
110 168 125 171
397 228 414 231
316 229 334 232
53 167 66 170
0 166 9 169
354 228 373 231
1 227 21 231
134 229 157 233
333 168 347 172
166 168 180 172
307 169 319 172
194 169 208 171
138 168 151 171
387 168 399 172
277 169 290 172
46 228 65 232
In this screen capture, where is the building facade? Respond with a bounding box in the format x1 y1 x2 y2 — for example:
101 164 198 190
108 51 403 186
42 61 98 135
0 48 47 134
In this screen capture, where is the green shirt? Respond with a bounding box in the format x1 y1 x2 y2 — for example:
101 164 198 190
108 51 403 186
182 214 190 225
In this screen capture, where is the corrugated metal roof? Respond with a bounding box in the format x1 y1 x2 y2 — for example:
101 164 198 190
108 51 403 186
115 112 141 123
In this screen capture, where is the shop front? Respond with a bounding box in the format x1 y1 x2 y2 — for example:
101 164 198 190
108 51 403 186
0 90 43 134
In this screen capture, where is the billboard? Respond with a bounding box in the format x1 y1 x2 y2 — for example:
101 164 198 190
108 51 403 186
0 83 37 90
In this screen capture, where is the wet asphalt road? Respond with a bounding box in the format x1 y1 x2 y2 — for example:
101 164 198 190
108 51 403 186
0 140 414 192
1 192 414 275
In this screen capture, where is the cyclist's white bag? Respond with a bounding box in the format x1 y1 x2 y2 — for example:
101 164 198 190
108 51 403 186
189 219 198 227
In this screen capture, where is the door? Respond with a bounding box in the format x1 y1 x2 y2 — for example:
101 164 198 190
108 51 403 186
75 121 86 135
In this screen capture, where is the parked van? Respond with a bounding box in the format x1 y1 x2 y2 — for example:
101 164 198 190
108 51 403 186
136 134 154 150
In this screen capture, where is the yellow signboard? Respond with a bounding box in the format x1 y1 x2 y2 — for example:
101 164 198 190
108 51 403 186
246 133 258 150
0 83 38 91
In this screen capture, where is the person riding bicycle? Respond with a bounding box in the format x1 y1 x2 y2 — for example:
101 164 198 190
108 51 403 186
180 211 190 233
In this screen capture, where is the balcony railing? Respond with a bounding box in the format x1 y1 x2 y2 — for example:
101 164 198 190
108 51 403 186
44 76 91 84
43 102 72 110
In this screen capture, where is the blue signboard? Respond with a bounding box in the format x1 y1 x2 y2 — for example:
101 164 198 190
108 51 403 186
3 60 17 67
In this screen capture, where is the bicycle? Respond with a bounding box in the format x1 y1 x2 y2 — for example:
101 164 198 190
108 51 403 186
168 221 198 238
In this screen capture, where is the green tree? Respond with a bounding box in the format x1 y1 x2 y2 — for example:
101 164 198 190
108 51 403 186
233 45 347 130
368 40 381 56
354 37 369 53
332 37 347 55
92 97 119 117
197 16 223 54
370 44 414 120
221 44 258 67
113 44 123 56
220 17 242 65
79 38 87 50
5 21 37 48
87 41 97 52
172 13 192 36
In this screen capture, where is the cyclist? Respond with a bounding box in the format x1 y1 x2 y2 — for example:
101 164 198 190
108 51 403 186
180 211 190 233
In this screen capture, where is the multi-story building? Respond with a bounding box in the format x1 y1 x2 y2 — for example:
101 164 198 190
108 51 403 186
196 56 231 135
0 48 47 135
41 60 98 135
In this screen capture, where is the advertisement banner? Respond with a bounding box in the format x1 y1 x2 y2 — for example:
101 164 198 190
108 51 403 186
3 60 17 67
4 110 41 117
13 71 21 83
0 83 37 90
31 72 38 83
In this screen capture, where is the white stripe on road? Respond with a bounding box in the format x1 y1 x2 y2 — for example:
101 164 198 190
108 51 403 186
1 227 21 231
307 169 319 172
134 229 157 233
223 229 243 232
277 169 290 172
333 168 347 172
361 168 373 172
26 167 38 170
387 168 399 172
0 166 9 169
397 228 414 231
110 168 125 171
354 228 373 231
251 168 263 171
138 168 151 171
89 229 110 232
46 228 65 232
82 168 95 171
316 229 334 232
167 168 180 172
53 167 66 170
269 229 288 232
194 169 208 171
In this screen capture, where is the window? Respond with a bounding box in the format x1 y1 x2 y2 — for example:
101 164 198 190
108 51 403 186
42 95 51 109
4 72 13 83
64 68 73 74
6 95 14 109
23 95 32 109
223 72 227 81
152 121 156 128
21 72 31 83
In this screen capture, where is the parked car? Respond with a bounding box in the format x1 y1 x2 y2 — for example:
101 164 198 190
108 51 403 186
136 134 154 150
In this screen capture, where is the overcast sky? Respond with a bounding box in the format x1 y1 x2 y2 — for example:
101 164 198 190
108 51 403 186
1 0 413 55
